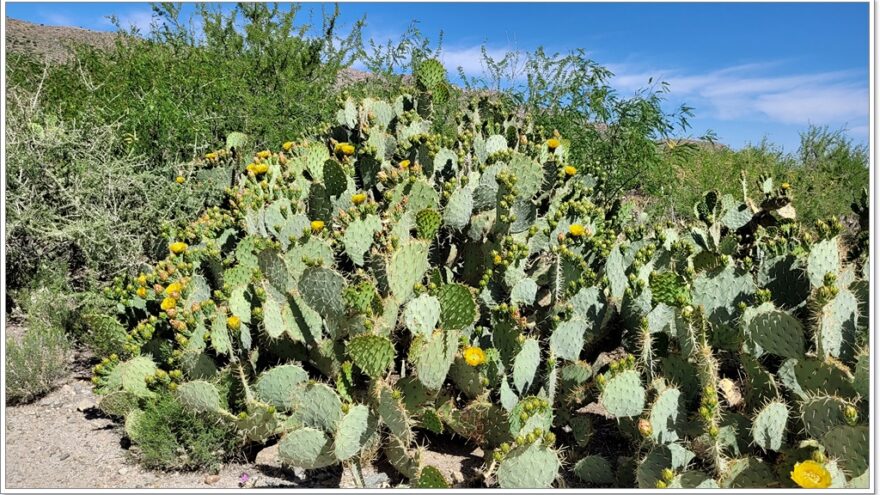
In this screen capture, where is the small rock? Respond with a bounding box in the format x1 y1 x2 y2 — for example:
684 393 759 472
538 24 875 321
59 453 70 461
76 399 96 412
204 474 221 485
61 384 73 395
363 472 390 488
118 468 128 475
255 444 280 467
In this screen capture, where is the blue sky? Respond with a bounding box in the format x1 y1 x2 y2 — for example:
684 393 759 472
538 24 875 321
6 2 870 152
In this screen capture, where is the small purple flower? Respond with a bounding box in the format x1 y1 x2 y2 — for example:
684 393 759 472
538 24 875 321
239 472 250 487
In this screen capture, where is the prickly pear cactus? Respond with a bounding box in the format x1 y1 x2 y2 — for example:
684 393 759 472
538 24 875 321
93 60 869 488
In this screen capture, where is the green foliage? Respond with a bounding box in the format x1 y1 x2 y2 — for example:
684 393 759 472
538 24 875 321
43 36 866 489
645 127 868 225
5 324 71 405
125 390 239 471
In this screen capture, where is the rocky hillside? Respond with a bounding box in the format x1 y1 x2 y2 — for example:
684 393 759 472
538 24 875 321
5 17 118 62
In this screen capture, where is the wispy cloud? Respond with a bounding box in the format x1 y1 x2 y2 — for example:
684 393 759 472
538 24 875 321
102 9 155 33
40 12 75 26
609 62 868 127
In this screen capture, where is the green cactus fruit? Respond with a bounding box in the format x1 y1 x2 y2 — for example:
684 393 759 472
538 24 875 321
176 380 223 413
751 400 789 451
290 382 343 433
440 398 511 447
403 293 441 338
508 396 552 437
387 241 431 303
437 283 478 331
600 370 646 418
334 404 378 461
346 334 395 379
279 427 337 470
415 465 449 488
255 364 308 411
573 455 615 485
497 442 560 488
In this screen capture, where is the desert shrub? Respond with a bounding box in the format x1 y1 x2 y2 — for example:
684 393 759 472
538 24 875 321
644 126 869 225
125 390 240 471
4 90 220 293
4 3 363 295
6 322 72 405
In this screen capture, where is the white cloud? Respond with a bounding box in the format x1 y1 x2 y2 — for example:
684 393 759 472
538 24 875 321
102 9 155 33
40 13 75 26
609 62 868 126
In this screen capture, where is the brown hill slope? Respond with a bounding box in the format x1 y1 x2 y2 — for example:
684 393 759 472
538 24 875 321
5 17 118 62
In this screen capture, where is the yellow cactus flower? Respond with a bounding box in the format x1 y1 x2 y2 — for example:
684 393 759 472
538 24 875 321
227 315 241 330
253 163 269 175
175 175 186 184
335 143 355 156
311 220 325 232
547 138 560 150
463 346 486 367
352 193 367 205
246 163 257 174
564 165 577 177
137 274 148 286
256 150 271 159
205 152 218 160
164 281 183 296
136 287 148 298
282 141 294 151
781 182 791 190
569 224 587 237
169 242 188 254
790 460 832 489
160 297 177 311
400 159 411 169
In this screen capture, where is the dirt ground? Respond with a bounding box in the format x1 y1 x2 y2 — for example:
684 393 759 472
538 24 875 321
3 338 485 489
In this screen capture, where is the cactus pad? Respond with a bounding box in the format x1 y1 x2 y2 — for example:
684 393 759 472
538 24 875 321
347 334 395 379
